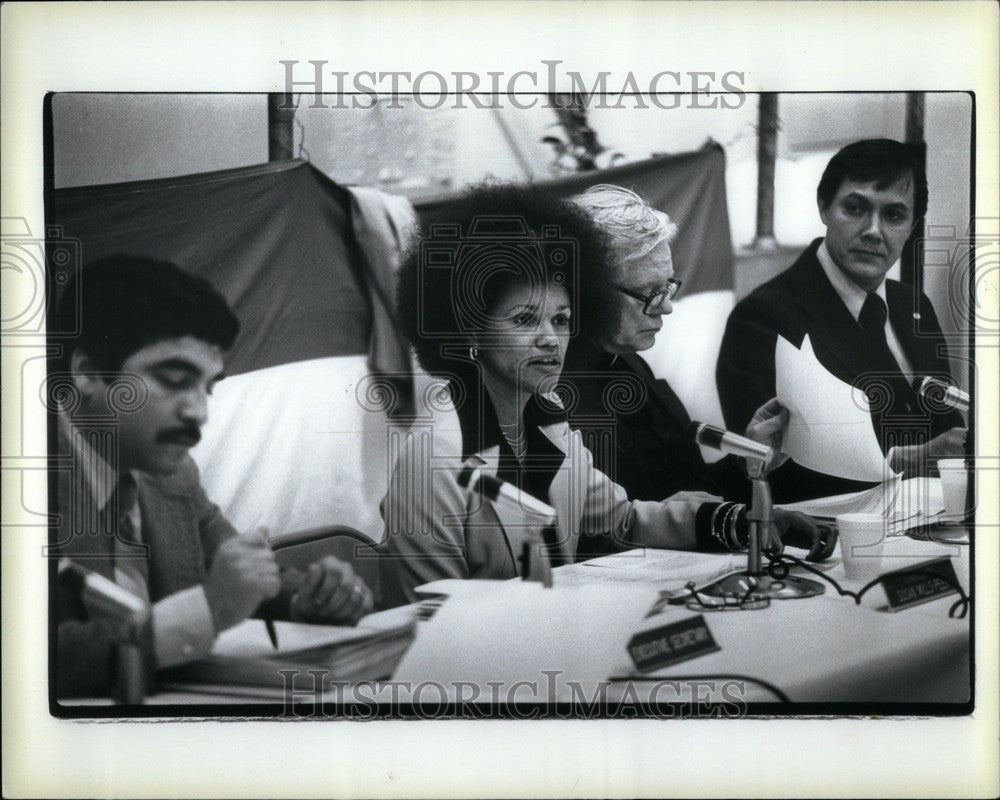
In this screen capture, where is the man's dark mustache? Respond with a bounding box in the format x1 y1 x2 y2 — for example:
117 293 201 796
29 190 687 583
157 425 202 445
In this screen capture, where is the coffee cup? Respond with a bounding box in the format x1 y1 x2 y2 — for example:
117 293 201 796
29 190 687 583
835 513 886 582
938 459 970 520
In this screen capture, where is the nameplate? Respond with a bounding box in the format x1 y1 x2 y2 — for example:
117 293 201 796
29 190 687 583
627 615 719 673
881 557 960 612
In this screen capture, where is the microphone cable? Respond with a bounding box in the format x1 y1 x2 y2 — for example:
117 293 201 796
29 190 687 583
608 672 792 704
763 550 970 619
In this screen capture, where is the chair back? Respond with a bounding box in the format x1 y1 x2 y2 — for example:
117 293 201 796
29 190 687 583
269 525 385 609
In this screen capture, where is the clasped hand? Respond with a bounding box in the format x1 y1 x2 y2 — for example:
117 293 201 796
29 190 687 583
204 528 373 632
290 556 374 625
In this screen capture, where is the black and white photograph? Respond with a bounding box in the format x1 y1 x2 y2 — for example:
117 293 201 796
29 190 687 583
3 2 998 798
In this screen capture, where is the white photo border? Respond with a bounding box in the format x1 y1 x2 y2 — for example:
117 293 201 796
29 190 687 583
2 2 998 798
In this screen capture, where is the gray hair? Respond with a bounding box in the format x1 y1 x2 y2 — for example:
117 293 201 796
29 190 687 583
570 184 678 273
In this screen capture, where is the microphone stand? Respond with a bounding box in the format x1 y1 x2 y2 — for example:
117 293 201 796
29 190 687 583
695 457 825 608
60 560 152 703
519 537 554 587
114 618 151 705
459 467 557 588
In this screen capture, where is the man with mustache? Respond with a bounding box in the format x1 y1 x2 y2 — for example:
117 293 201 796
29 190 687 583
716 139 966 500
52 255 373 698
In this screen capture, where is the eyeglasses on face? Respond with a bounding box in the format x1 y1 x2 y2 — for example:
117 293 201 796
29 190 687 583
615 278 683 316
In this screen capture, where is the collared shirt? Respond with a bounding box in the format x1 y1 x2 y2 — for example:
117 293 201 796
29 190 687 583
61 413 216 669
816 240 915 377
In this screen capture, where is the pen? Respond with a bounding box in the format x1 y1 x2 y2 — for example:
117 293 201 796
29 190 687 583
265 619 279 649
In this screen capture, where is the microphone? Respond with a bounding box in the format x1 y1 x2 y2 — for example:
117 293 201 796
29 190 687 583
457 466 562 577
59 559 149 624
457 466 558 520
689 421 773 464
58 559 150 704
912 376 969 413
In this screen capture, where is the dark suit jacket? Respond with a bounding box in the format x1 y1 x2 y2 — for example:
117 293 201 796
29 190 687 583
716 239 962 501
561 345 750 559
53 427 298 698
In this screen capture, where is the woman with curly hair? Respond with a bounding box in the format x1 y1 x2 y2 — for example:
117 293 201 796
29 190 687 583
380 182 803 606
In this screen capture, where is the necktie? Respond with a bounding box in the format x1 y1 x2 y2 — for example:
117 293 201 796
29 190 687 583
107 475 150 602
858 294 902 374
857 293 918 447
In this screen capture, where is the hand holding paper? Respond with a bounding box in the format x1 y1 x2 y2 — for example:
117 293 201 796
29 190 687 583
888 426 967 478
745 397 791 475
775 334 896 483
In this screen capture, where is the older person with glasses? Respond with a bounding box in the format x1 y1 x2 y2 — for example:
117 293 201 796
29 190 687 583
564 184 834 562
616 277 683 316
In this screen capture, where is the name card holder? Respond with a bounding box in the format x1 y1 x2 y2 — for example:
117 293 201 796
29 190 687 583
627 614 720 673
880 557 961 613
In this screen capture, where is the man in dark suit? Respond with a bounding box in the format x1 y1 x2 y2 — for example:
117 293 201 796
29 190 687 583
52 256 374 698
566 185 832 561
716 139 965 501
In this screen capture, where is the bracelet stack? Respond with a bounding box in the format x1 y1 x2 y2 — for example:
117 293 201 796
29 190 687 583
698 502 751 552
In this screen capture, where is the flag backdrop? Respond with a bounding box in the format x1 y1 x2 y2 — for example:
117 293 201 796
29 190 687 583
49 146 734 540
50 160 414 540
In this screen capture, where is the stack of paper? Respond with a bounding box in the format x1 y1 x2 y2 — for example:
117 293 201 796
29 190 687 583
160 618 416 695
557 550 749 589
779 477 945 533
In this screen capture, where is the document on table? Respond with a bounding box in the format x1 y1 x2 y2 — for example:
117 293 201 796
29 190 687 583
779 477 945 533
211 618 404 659
775 333 897 482
555 550 749 589
393 582 657 701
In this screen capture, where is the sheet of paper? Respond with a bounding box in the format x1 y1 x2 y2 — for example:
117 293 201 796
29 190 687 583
393 582 657 701
413 578 513 598
775 333 896 482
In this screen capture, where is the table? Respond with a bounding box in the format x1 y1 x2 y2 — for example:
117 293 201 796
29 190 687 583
387 530 971 707
61 527 972 712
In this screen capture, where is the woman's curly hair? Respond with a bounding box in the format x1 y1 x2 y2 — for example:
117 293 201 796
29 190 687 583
397 181 617 378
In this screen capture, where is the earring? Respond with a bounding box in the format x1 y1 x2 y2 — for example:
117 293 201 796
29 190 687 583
468 346 478 360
